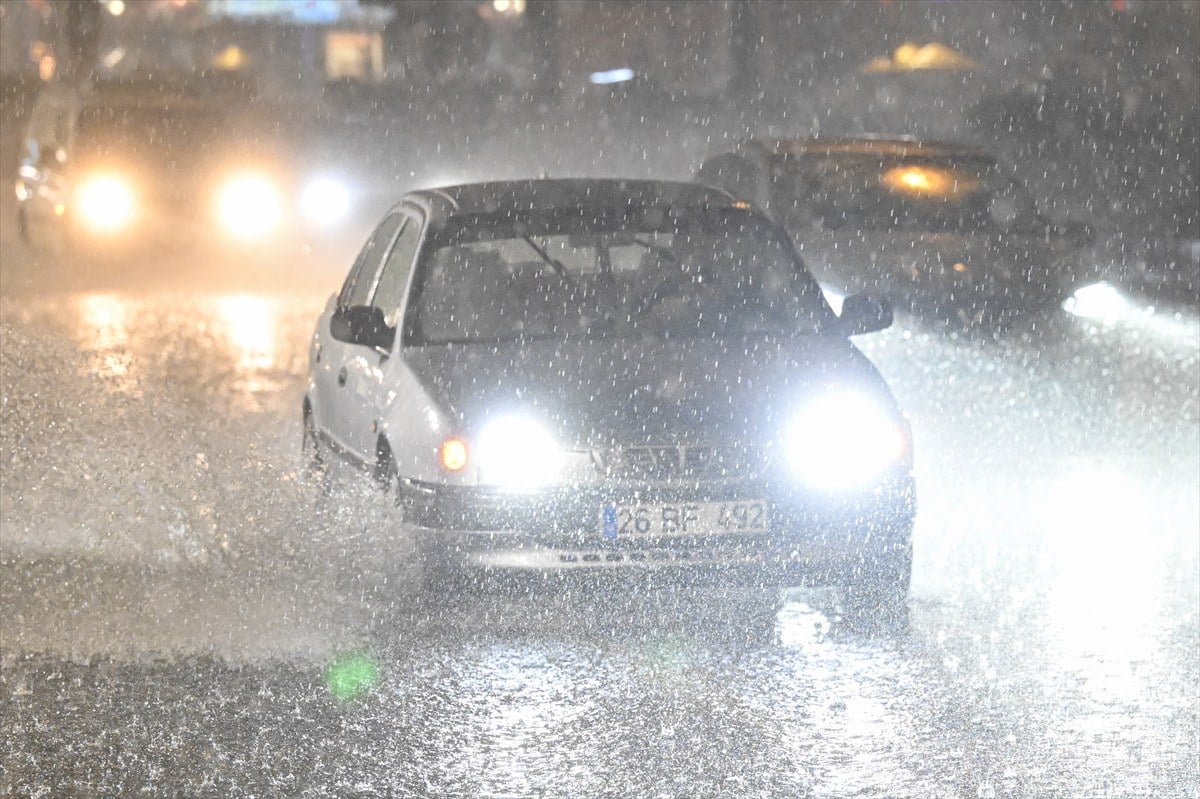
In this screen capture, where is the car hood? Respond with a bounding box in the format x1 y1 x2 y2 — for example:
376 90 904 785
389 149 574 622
403 335 896 447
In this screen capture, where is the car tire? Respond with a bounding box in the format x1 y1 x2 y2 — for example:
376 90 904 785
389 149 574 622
374 438 398 494
378 445 467 604
301 404 329 484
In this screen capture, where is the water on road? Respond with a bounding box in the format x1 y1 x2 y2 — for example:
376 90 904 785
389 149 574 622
1 238 1196 797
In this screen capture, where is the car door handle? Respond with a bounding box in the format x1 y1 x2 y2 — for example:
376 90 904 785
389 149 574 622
337 367 348 387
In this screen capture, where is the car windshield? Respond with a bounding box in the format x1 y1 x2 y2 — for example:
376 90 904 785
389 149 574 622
774 154 1043 233
407 207 833 344
75 105 228 161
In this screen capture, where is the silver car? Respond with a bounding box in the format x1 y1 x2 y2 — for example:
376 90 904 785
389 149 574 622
696 137 1093 325
304 179 915 608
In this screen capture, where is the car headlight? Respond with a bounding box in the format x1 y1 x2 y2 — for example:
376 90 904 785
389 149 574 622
216 173 281 239
784 390 906 491
75 175 135 233
473 413 563 489
1062 281 1128 322
300 176 351 226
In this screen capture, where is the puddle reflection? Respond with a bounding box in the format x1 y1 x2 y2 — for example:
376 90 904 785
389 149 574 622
75 294 136 391
214 294 279 391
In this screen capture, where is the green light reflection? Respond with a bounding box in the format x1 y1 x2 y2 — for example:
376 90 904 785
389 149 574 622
325 650 380 702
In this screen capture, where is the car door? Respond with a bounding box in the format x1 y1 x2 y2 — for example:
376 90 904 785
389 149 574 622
313 213 403 455
341 207 425 457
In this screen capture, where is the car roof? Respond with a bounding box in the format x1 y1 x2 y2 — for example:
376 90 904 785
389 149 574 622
405 178 741 221
744 136 994 161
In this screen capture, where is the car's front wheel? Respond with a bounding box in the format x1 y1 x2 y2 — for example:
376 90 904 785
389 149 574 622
301 403 327 480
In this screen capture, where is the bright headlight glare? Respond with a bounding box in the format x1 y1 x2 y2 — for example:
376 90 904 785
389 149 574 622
300 177 351 226
75 175 135 232
216 173 281 239
785 391 905 491
1062 281 1128 322
474 414 562 488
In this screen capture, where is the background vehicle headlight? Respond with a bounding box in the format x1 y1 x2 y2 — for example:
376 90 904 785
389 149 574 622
784 390 906 491
216 174 281 239
1062 281 1128 322
75 175 134 232
300 177 351 226
474 414 563 488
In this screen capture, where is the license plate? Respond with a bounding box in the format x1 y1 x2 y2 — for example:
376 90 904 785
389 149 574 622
600 499 769 540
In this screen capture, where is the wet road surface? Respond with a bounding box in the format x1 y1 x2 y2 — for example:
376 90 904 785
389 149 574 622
1 231 1198 798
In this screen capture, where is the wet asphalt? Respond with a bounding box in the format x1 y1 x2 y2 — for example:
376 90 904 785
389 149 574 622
1 224 1196 799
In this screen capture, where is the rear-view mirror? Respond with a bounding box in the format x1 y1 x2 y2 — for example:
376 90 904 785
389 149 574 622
837 293 893 336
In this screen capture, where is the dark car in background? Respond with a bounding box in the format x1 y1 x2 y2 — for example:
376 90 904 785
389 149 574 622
696 136 1094 325
304 179 916 609
14 77 361 263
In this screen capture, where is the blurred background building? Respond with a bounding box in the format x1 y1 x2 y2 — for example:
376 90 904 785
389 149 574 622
1 0 1196 269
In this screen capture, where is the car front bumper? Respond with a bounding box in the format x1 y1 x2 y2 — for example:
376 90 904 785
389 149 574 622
401 474 915 583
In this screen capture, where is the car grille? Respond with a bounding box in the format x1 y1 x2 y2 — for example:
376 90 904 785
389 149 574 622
589 443 764 482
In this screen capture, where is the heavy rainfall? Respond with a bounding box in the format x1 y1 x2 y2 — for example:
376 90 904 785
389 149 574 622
0 1 1197 797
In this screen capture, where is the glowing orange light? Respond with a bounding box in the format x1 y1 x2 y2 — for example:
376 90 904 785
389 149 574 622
731 200 752 209
952 262 967 273
439 438 469 472
881 165 979 199
213 44 247 71
899 169 934 191
862 42 979 73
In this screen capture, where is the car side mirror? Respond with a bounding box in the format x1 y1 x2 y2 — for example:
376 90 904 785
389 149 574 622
837 293 893 336
330 305 394 351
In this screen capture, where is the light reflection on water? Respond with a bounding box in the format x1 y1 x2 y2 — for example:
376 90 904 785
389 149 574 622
211 293 290 407
78 293 130 351
214 293 278 377
1041 462 1162 657
65 291 302 412
461 645 595 794
15 287 1192 795
75 293 136 391
1035 458 1194 769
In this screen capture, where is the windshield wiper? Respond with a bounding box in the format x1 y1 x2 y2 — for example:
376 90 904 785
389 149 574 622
521 236 575 283
631 236 681 264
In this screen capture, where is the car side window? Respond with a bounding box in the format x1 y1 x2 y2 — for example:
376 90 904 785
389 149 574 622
370 214 424 325
339 214 403 308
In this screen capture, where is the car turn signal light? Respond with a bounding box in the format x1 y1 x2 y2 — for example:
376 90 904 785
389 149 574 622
439 438 469 472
